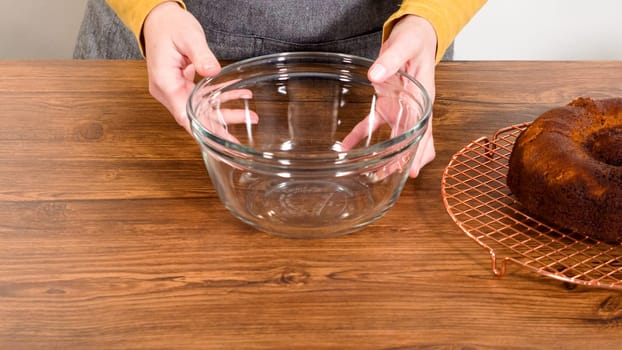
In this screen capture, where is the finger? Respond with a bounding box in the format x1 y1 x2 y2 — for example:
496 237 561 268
341 112 385 150
192 89 257 123
408 122 435 178
369 36 420 84
341 91 410 150
196 119 241 145
211 108 259 125
175 26 221 77
217 88 254 103
366 151 412 183
360 119 434 181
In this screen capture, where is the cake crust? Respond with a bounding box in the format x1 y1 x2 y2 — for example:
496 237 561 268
507 97 622 242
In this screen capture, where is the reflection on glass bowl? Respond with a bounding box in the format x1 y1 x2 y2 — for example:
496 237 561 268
187 52 431 238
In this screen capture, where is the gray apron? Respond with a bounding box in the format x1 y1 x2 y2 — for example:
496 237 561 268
74 0 453 60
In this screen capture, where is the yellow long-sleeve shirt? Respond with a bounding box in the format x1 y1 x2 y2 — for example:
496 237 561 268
105 0 486 63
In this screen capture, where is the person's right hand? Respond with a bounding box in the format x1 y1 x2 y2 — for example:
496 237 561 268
143 2 221 133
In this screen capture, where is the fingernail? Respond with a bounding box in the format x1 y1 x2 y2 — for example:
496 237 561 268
198 63 217 75
369 64 386 82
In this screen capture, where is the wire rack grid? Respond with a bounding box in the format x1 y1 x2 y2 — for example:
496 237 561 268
441 123 622 291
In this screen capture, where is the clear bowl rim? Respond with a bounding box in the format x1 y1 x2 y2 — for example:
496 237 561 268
187 51 432 162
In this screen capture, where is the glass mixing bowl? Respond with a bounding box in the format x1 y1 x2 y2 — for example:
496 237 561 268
187 52 431 238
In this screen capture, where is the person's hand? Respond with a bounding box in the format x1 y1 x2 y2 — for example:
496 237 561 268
191 85 258 144
367 15 438 177
143 2 221 133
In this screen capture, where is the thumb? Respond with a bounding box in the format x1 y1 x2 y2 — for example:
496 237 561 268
190 45 221 78
176 27 221 77
368 39 415 84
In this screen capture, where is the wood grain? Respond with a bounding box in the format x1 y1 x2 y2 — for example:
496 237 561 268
1 60 622 349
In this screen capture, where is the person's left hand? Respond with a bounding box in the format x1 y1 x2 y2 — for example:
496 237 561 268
367 14 438 178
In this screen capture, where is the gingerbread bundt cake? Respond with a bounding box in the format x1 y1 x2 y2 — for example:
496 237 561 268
507 97 622 242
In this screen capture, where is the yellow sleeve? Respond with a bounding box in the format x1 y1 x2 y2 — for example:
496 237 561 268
383 0 487 63
105 0 186 54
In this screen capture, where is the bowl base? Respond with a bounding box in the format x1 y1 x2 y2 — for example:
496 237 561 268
245 179 377 238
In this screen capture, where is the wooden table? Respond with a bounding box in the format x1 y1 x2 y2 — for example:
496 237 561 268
1 60 621 349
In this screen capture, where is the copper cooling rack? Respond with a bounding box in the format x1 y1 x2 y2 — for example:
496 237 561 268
441 123 622 291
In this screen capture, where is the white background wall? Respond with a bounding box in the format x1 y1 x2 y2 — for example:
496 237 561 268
1 0 622 60
454 0 622 60
0 0 87 59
